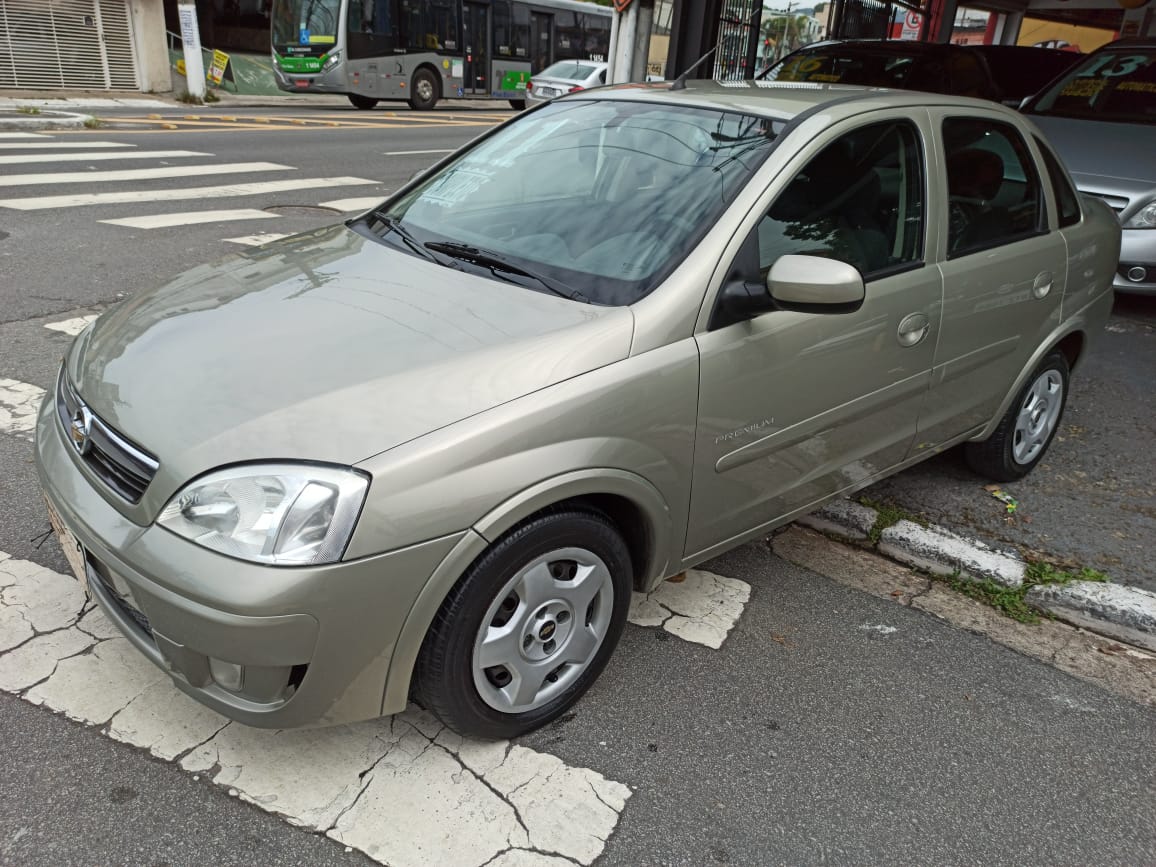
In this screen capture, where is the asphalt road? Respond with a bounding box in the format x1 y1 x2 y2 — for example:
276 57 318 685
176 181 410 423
1 102 1153 865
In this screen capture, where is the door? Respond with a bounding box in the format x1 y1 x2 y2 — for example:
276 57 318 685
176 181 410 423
531 12 552 71
463 2 490 94
686 118 941 559
914 113 1067 447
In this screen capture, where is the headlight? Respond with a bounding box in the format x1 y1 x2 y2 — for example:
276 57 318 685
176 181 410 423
322 50 342 71
1124 201 1156 229
158 464 369 566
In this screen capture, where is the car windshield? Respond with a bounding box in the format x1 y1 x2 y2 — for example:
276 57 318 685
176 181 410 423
374 99 783 305
1027 48 1156 125
540 62 599 81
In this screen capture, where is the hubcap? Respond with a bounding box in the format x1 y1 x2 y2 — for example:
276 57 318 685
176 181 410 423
416 78 434 102
1012 369 1063 464
472 547 614 714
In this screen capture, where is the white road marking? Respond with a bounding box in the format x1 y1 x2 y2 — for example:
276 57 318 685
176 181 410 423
223 233 291 246
0 161 291 187
0 150 208 165
859 623 899 635
0 132 51 139
103 209 277 229
628 569 751 649
43 315 98 336
318 196 382 212
0 552 630 866
0 141 132 149
383 149 455 156
0 176 379 210
0 379 45 441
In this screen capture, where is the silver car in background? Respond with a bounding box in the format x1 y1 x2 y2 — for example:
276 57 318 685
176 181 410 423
526 60 607 105
1024 40 1156 294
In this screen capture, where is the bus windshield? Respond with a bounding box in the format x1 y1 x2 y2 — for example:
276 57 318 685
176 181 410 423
272 0 342 52
374 99 782 306
1026 48 1156 125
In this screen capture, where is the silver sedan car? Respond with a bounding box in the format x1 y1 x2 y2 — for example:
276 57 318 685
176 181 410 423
525 59 607 105
1024 39 1156 294
37 83 1118 739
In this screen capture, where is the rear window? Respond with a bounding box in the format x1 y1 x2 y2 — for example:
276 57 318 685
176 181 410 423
539 62 598 81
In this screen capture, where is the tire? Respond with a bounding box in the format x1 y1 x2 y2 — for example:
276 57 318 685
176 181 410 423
408 68 439 111
347 94 379 110
509 99 526 110
965 350 1070 482
413 509 632 739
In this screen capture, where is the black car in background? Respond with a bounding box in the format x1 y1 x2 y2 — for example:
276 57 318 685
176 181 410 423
759 40 1081 106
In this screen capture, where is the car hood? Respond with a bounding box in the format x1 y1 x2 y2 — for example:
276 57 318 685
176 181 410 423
1030 115 1156 206
70 224 634 504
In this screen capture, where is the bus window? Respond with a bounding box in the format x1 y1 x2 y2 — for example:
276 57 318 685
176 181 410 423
513 5 530 59
400 0 458 52
555 11 578 61
348 0 398 59
493 0 513 57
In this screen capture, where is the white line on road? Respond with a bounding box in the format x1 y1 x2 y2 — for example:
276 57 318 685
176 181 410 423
0 162 291 187
0 379 45 440
0 132 50 139
382 149 454 156
0 176 379 210
223 233 291 246
0 141 132 149
44 315 99 336
0 551 630 866
628 569 751 648
318 196 382 212
102 209 277 229
0 150 209 165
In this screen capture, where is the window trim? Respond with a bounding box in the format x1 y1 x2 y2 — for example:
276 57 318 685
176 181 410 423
1034 135 1083 229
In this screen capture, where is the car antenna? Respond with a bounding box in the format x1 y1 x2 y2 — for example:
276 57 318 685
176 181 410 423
671 7 759 91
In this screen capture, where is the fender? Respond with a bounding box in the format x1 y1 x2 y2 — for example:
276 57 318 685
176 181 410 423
379 468 674 716
970 290 1109 443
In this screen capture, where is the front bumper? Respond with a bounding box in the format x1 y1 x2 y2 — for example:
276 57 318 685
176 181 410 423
1114 228 1156 295
272 63 348 94
34 385 464 728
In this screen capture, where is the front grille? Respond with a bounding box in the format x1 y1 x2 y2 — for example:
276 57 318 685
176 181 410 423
56 366 159 504
86 555 153 638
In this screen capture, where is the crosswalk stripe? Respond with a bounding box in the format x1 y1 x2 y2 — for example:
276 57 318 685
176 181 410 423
0 141 133 150
101 209 277 229
44 316 99 336
0 132 49 139
0 161 291 187
224 233 292 246
0 150 209 165
0 176 379 210
318 196 382 212
0 378 44 440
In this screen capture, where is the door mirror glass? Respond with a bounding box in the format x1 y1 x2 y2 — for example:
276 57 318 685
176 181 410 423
767 254 865 308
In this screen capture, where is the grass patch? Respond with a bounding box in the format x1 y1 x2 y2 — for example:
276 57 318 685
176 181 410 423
17 105 41 115
83 117 103 129
943 560 1111 624
204 89 220 103
858 497 926 545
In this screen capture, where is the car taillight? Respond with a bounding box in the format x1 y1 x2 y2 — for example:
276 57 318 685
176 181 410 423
568 85 584 93
527 79 533 90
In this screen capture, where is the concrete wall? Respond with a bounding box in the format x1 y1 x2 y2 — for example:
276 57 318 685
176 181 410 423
131 0 173 93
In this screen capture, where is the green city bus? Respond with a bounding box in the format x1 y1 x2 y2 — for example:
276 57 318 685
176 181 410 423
271 0 613 110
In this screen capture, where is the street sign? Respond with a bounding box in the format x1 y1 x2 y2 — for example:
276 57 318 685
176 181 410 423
208 49 230 85
900 11 922 40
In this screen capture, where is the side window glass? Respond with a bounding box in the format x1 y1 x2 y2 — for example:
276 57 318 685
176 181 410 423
1035 136 1081 228
943 117 1043 257
755 120 925 280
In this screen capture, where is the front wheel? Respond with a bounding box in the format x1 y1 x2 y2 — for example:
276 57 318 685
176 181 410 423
965 350 1070 481
413 510 632 739
347 94 379 110
409 68 439 111
508 99 526 110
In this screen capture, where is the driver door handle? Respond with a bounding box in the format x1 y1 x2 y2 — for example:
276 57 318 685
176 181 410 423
897 312 930 347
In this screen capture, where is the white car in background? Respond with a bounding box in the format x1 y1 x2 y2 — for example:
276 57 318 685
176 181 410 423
526 60 608 105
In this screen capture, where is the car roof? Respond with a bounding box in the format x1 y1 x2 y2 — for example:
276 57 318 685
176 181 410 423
573 80 1021 122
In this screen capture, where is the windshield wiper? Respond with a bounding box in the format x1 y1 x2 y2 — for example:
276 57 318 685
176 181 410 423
372 211 457 267
424 241 589 302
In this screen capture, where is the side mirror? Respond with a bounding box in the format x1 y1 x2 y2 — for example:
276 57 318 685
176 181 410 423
767 254 865 310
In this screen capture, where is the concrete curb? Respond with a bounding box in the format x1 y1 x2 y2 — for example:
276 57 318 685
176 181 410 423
0 109 94 130
795 499 1156 650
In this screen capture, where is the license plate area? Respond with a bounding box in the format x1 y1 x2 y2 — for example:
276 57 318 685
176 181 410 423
539 86 558 97
45 497 87 588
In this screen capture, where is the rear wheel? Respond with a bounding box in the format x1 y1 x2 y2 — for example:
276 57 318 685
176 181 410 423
347 94 379 110
413 510 632 739
409 68 439 111
965 350 1069 482
509 99 526 110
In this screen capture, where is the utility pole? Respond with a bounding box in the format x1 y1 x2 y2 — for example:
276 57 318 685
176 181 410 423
177 3 206 100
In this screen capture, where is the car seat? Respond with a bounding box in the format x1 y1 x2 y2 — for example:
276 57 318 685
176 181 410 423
946 147 1012 253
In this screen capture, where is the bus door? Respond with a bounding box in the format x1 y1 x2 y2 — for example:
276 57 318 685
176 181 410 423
463 2 489 94
531 12 551 71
